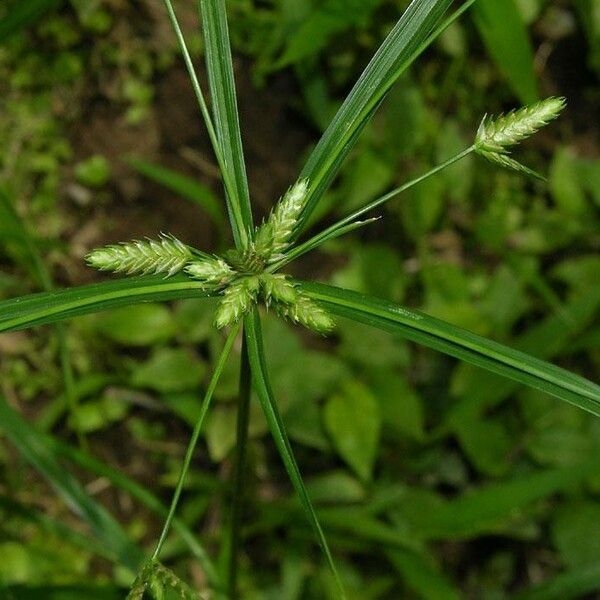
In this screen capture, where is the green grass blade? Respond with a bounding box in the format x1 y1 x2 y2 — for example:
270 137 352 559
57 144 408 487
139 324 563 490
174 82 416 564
243 308 346 598
0 274 213 333
199 0 254 236
51 437 221 589
474 0 537 104
127 158 227 230
0 396 143 571
296 0 455 233
152 322 241 561
299 282 600 417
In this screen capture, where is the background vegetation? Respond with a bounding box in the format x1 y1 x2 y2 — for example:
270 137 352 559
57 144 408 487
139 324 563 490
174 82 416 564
0 0 598 597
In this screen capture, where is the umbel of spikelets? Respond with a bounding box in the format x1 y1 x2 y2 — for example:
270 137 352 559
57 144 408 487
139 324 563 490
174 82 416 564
86 179 336 335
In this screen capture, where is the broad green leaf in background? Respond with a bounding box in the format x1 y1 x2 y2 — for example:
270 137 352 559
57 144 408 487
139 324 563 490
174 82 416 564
0 397 143 571
276 0 384 68
473 0 538 104
516 563 600 600
323 381 382 481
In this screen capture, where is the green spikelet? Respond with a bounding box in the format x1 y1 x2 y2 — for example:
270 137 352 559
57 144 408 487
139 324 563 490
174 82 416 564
185 257 235 288
475 97 566 179
86 233 192 277
214 276 260 329
275 292 335 335
254 179 309 261
260 273 298 306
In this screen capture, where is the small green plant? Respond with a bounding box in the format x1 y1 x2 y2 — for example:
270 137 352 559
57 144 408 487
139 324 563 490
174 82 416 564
1 1 598 599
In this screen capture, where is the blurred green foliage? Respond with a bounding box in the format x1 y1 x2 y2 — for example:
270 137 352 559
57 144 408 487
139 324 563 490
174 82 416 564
0 0 598 598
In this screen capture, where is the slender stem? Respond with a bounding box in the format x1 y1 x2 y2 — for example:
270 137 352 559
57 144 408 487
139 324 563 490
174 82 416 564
270 146 474 272
226 335 252 598
151 322 241 561
162 0 248 248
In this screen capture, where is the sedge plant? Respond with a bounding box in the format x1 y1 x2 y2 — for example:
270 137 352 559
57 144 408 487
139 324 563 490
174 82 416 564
0 0 599 598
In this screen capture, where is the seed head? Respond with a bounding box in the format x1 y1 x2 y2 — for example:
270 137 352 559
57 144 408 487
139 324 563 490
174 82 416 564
214 276 260 329
275 293 335 335
260 273 298 306
86 233 192 277
185 257 235 289
475 97 566 179
254 179 309 261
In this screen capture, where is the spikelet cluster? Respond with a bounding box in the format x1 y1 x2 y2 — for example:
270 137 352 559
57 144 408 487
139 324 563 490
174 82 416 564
85 180 335 335
475 97 566 179
127 561 201 600
185 257 235 288
86 234 193 278
274 294 335 334
214 276 261 329
254 179 309 261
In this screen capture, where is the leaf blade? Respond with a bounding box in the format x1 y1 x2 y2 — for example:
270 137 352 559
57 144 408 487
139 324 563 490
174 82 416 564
299 281 600 417
199 0 254 235
0 275 213 333
296 0 455 231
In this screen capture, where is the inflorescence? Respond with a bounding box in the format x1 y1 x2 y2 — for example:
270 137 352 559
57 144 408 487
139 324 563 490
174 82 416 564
86 180 335 334
86 98 566 335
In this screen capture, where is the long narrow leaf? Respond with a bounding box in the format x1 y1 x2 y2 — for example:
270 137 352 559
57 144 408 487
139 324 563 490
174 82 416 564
243 309 345 597
299 282 600 417
199 0 254 236
51 437 221 589
296 0 454 232
0 274 213 333
0 397 143 571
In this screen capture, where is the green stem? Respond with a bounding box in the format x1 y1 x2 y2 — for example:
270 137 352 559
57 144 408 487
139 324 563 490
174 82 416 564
227 335 252 598
270 146 474 271
161 0 248 248
151 322 241 562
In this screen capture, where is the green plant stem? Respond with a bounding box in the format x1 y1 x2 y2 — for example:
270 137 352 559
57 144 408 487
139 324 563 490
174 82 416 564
270 146 474 271
151 322 241 562
161 0 247 248
226 335 252 598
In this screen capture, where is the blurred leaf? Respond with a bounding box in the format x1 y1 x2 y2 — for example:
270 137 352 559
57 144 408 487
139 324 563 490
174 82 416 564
93 304 175 346
130 347 206 393
0 397 143 571
549 148 587 215
276 0 383 67
306 471 365 504
68 396 129 434
527 428 594 466
516 563 600 600
324 381 382 481
128 158 226 229
387 550 460 600
413 458 600 540
370 369 424 441
401 172 445 238
0 585 123 599
0 0 63 41
473 0 538 103
552 502 600 568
